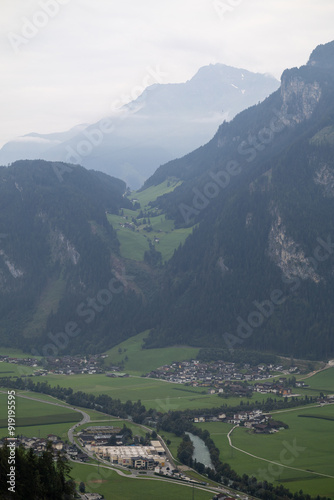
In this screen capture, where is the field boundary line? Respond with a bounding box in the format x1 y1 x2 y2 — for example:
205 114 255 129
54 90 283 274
227 426 334 479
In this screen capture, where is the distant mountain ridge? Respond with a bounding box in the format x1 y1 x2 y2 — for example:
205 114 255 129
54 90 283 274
0 65 279 189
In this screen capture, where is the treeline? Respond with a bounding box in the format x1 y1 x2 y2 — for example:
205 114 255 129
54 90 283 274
0 377 317 422
0 441 75 500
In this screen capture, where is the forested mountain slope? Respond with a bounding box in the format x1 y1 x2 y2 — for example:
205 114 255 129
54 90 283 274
0 161 150 354
143 41 334 359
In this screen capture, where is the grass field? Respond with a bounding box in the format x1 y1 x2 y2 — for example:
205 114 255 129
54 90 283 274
0 362 35 377
0 392 80 439
108 212 194 262
196 404 334 498
302 366 334 393
129 179 182 206
104 330 200 375
70 462 214 500
42 372 233 412
107 179 194 262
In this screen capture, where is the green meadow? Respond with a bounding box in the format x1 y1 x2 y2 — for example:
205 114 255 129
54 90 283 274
196 403 334 498
108 212 193 262
70 462 214 500
104 330 200 375
302 366 334 393
0 361 35 377
129 179 182 206
42 372 232 412
107 179 194 262
0 392 80 439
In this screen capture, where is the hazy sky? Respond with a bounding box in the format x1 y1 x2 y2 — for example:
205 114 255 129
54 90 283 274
0 0 333 147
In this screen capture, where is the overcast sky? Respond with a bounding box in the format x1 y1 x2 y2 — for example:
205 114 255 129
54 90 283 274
0 0 333 147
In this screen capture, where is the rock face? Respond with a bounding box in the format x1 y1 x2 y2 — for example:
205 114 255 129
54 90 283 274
49 228 80 266
280 73 322 124
0 249 24 281
314 163 334 197
268 209 321 283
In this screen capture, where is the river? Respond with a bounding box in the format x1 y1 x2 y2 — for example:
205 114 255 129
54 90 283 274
185 432 214 469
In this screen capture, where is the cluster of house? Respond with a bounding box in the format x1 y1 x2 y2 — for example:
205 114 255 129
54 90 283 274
78 426 167 470
252 379 305 396
194 409 286 433
146 359 294 386
0 434 89 462
43 354 107 375
0 355 39 367
0 353 109 376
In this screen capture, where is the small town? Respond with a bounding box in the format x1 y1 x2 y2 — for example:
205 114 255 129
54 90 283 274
145 359 300 385
0 354 106 375
145 359 308 398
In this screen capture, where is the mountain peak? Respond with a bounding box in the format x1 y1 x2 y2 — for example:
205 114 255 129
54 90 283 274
307 40 334 70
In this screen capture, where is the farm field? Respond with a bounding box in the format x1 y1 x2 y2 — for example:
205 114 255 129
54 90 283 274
70 462 214 500
41 370 270 412
302 366 334 393
0 392 80 439
0 361 35 377
104 330 200 375
42 372 228 412
196 404 334 498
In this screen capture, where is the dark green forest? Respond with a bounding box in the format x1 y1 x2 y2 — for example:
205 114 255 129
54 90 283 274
0 441 75 499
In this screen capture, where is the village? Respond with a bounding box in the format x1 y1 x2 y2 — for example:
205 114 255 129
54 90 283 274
0 354 107 376
145 359 307 398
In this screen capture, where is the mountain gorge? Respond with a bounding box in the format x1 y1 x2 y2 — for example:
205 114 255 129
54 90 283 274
1 42 334 361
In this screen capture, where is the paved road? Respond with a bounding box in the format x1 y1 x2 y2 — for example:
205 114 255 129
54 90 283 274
0 389 91 448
